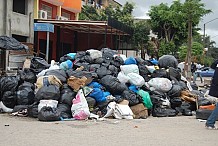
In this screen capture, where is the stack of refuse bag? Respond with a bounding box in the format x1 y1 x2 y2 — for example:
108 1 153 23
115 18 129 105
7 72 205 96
0 48 210 121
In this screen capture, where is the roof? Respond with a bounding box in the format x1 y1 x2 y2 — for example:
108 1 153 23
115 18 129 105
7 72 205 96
35 19 133 35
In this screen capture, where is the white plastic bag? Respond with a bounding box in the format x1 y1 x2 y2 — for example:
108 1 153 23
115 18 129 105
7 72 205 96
87 49 102 59
71 89 90 120
117 71 130 83
148 78 172 92
127 73 145 87
120 64 139 75
38 100 58 111
146 65 156 73
104 102 133 119
0 101 13 113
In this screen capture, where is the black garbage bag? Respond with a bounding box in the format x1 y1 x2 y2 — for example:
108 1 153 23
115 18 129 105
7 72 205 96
59 84 76 106
73 61 90 71
168 67 181 81
181 102 197 111
17 68 36 84
152 106 177 117
96 66 111 78
0 36 28 51
27 102 39 118
66 69 92 79
111 56 124 68
35 85 60 101
101 48 118 62
158 55 178 69
170 97 182 109
138 64 150 77
89 64 101 72
94 100 109 117
38 106 60 121
190 82 198 90
121 90 139 106
108 65 118 76
75 51 87 60
57 103 72 119
12 105 28 113
167 85 182 98
17 86 35 105
93 57 104 64
45 69 67 83
100 75 128 95
86 96 96 112
18 81 35 91
0 76 19 92
59 54 75 63
2 91 17 109
178 81 188 90
197 97 212 106
135 57 153 66
30 57 49 73
151 69 168 78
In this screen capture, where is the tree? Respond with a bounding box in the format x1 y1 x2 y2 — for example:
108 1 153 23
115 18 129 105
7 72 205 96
148 0 211 54
132 20 150 59
183 0 211 80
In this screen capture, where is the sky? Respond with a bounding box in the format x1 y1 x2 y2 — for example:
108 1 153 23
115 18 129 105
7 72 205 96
116 0 218 47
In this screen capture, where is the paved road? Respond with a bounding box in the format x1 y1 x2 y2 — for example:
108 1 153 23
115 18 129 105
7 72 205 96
0 113 217 146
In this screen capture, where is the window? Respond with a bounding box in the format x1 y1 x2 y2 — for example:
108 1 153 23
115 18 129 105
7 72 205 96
12 34 27 43
62 12 71 20
13 0 26 15
41 4 52 19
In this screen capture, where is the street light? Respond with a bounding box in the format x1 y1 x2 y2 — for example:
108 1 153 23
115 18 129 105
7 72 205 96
203 17 218 47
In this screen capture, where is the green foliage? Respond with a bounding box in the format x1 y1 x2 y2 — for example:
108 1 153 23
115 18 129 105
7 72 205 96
148 0 211 53
132 20 150 49
178 42 203 61
202 56 215 67
158 41 175 57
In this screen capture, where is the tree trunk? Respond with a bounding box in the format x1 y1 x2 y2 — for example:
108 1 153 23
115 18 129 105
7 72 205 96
185 19 192 81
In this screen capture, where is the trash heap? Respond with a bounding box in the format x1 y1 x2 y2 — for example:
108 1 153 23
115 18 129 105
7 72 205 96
0 48 213 121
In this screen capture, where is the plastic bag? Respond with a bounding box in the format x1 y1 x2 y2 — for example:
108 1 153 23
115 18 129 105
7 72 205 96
35 85 60 101
117 71 130 84
38 106 60 121
120 64 139 75
57 103 72 119
71 89 90 120
2 91 17 108
124 57 137 65
148 78 172 92
127 73 145 87
104 102 133 119
158 55 178 69
38 100 58 111
87 49 102 59
137 90 153 109
17 86 35 105
0 101 13 113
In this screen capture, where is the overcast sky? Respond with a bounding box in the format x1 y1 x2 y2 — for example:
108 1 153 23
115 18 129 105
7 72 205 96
116 0 218 47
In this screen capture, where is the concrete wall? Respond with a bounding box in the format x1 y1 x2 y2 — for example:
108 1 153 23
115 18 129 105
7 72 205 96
0 0 34 43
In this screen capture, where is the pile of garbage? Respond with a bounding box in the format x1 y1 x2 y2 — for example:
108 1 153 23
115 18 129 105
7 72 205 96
0 48 214 121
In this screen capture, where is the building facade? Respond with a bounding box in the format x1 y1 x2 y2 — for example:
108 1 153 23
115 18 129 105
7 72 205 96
34 0 82 61
0 0 34 43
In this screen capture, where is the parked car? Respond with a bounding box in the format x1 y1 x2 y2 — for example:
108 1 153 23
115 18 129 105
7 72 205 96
200 67 215 77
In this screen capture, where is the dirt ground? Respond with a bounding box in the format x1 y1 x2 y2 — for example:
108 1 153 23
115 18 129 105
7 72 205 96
0 113 217 146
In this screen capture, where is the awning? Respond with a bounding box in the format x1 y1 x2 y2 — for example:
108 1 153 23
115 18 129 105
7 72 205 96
35 18 133 36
